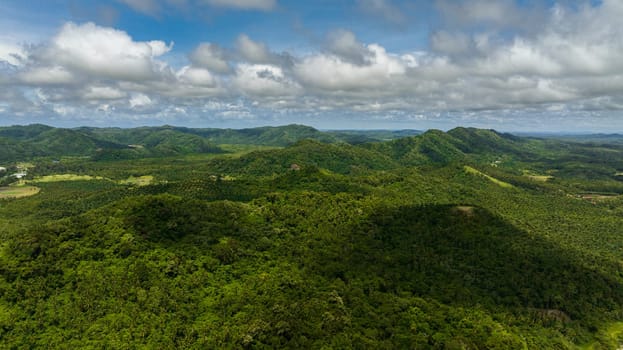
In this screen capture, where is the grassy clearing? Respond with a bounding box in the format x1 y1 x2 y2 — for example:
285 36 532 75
118 175 154 186
0 185 40 199
526 175 554 182
33 173 155 187
16 162 35 169
464 166 514 188
579 193 619 202
522 170 554 182
33 174 106 182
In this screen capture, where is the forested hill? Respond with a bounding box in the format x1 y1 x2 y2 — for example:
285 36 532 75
3 124 623 179
203 127 623 184
0 124 222 162
0 124 422 162
363 127 530 165
2 124 623 348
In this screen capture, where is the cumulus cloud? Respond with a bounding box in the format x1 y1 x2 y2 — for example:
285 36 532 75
32 22 173 81
189 43 231 73
0 42 26 66
18 66 77 85
82 86 127 100
234 64 299 97
326 30 373 65
294 44 406 91
2 1 623 129
177 66 217 86
129 93 153 108
236 34 275 64
2 21 229 118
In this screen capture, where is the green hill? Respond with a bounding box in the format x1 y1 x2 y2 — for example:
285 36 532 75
0 127 130 162
2 125 623 348
87 124 340 147
365 129 468 165
194 124 339 146
208 139 397 176
0 125 223 162
0 123 54 140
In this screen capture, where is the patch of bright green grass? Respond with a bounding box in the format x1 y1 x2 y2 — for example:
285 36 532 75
464 165 514 188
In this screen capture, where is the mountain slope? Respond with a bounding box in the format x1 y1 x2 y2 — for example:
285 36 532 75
0 125 223 162
208 139 398 175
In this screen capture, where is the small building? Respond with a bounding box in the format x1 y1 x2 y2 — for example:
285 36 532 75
290 164 301 171
12 172 27 179
0 167 6 173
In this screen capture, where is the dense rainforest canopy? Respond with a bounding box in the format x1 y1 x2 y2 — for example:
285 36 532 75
1 124 623 349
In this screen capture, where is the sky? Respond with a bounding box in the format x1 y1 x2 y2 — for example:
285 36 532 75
0 0 622 132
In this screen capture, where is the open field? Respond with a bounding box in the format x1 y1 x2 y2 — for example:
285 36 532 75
579 193 620 202
522 170 554 182
0 185 40 199
32 173 154 187
33 174 106 182
118 175 154 186
464 165 514 188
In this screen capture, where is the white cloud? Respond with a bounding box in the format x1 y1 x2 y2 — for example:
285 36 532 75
38 22 173 81
475 38 562 76
129 93 153 108
177 66 216 86
82 86 127 100
294 44 406 91
204 0 276 11
326 30 372 65
18 66 77 85
0 42 25 66
53 104 77 116
234 64 299 96
236 34 274 64
3 1 623 129
470 2 623 79
189 43 231 73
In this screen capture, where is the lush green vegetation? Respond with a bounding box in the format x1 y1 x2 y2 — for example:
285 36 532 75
0 124 423 163
1 125 623 348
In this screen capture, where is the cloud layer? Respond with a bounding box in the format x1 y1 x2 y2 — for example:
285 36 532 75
1 1 623 130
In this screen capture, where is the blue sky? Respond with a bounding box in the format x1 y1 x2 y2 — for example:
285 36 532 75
0 0 621 132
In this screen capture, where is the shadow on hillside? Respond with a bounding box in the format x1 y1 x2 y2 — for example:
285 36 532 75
314 204 623 323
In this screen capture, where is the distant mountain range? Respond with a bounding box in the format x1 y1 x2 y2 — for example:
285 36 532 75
2 124 623 184
0 124 422 162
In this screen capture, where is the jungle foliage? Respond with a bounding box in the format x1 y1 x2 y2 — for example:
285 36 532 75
1 126 623 349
